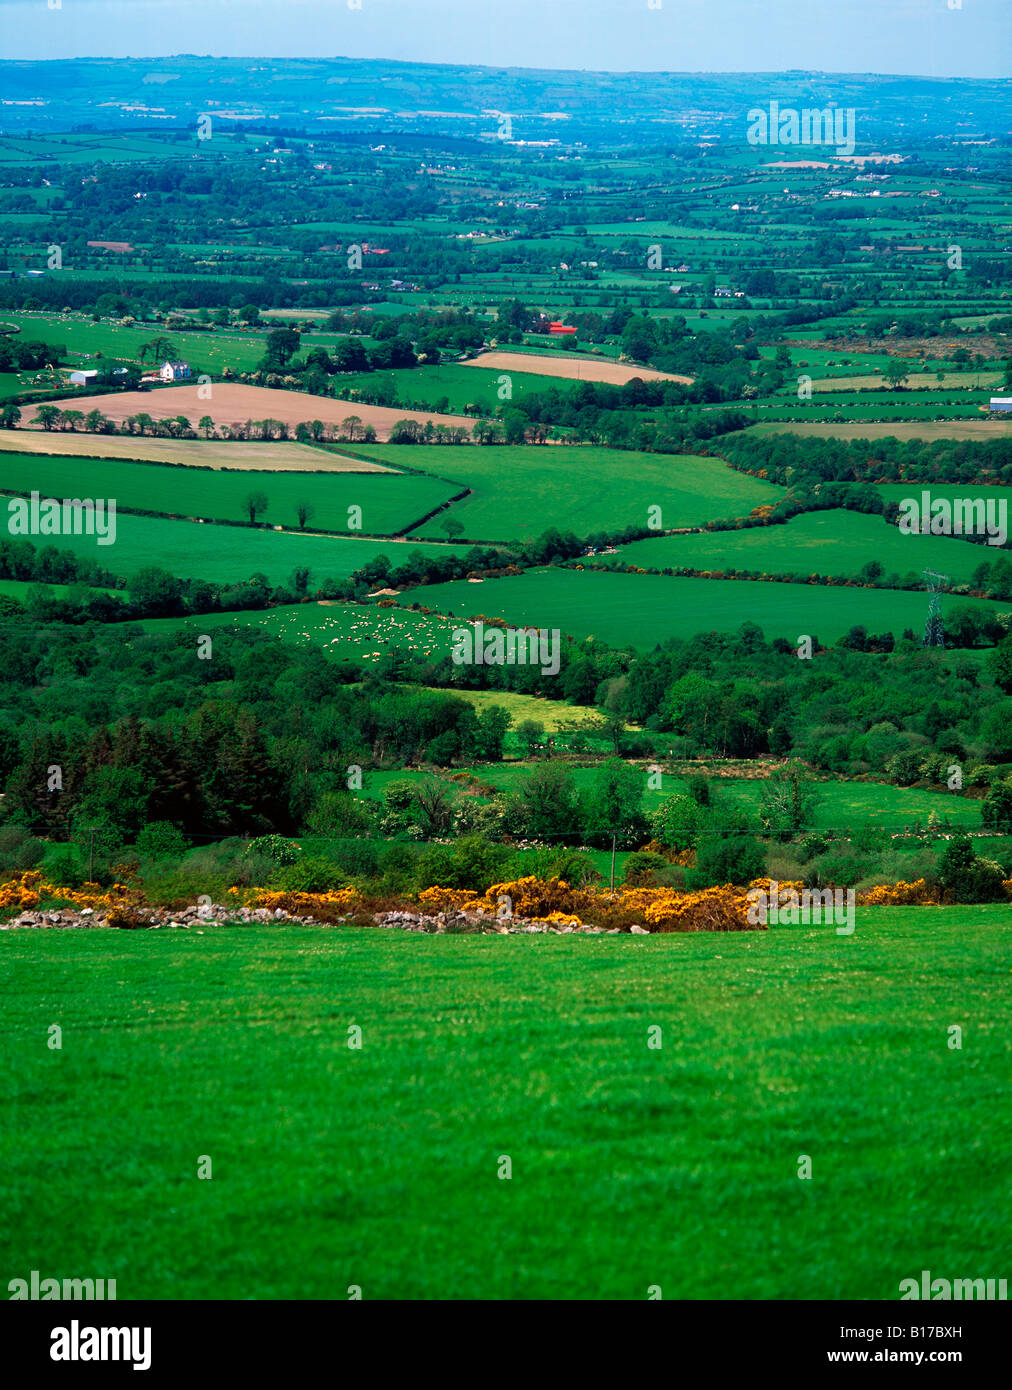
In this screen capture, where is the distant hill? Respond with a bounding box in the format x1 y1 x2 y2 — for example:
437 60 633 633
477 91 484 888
0 57 1009 144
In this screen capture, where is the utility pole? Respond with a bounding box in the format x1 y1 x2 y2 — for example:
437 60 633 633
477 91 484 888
610 833 617 896
88 827 95 882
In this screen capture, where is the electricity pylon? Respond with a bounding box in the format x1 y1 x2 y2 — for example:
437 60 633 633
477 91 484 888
922 570 948 648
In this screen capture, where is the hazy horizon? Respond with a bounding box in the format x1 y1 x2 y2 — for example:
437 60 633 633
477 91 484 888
0 0 1009 79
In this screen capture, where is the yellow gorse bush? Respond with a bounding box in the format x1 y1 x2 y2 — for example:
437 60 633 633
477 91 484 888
4 871 1010 930
856 879 940 906
0 871 132 912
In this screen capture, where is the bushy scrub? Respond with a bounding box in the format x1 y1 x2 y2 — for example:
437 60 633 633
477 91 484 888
243 835 302 867
0 827 45 878
981 778 1012 833
374 842 421 893
650 794 701 852
269 858 348 893
135 821 189 860
685 834 766 889
803 852 872 889
936 836 1007 904
758 761 821 842
508 846 602 888
305 791 376 838
799 832 830 861
417 836 513 893
41 843 85 888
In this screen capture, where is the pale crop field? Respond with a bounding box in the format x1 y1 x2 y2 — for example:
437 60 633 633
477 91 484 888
24 384 476 442
748 419 1012 442
0 429 390 471
463 351 694 386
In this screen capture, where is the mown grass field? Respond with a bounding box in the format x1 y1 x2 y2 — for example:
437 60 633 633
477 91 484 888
353 445 784 542
0 452 458 537
601 509 988 585
19 509 470 587
408 567 1009 648
2 909 1007 1299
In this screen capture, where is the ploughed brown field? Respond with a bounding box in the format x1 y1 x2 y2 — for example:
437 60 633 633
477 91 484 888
24 384 476 442
463 351 694 386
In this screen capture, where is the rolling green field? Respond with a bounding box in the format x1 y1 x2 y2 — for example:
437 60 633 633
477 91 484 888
600 509 990 585
0 452 458 536
877 483 1012 512
135 601 460 664
4 312 273 373
754 398 990 423
408 567 1009 648
2 909 1008 1298
0 578 121 601
335 363 581 412
13 508 471 587
353 445 785 542
357 763 982 830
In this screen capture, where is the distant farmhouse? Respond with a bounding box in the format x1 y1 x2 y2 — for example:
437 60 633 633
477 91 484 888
989 397 1012 414
160 361 191 382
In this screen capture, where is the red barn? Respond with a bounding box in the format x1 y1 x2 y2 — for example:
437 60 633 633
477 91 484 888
549 322 577 335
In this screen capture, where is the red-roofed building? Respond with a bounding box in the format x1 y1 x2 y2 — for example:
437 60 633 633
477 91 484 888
549 322 577 335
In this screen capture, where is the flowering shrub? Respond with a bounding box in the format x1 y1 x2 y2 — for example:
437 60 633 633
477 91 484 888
243 836 302 867
856 879 940 906
0 871 132 912
4 870 1010 930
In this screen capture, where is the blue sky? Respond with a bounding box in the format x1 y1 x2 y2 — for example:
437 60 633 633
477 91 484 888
1 0 1009 77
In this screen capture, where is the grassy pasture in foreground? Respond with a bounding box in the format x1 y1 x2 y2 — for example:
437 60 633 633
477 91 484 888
1 910 1007 1299
353 445 784 542
409 567 1009 648
0 452 457 537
